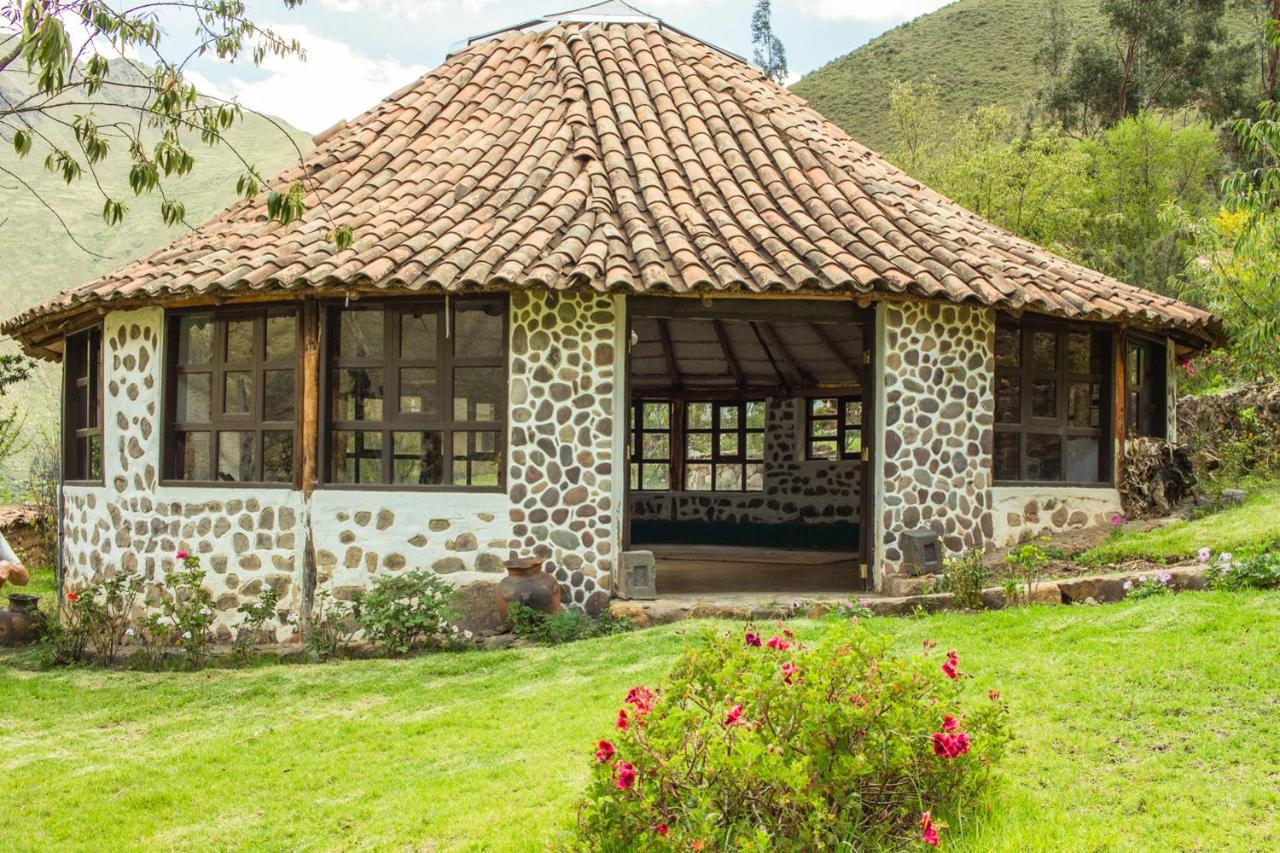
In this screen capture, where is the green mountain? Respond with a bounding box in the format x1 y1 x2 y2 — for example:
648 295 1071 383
791 0 1266 154
0 63 313 488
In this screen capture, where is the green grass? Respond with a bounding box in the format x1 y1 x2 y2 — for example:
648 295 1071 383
2 593 1279 850
1081 487 1280 566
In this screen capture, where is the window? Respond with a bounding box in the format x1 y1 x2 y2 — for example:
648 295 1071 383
684 400 766 491
629 401 672 490
993 318 1111 484
63 326 103 482
166 308 299 484
805 397 862 460
326 297 506 488
1126 336 1168 438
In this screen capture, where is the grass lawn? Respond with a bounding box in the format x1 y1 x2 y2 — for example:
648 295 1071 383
1080 487 1280 566
2 593 1279 850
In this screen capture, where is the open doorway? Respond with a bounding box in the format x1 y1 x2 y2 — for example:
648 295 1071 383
624 297 874 597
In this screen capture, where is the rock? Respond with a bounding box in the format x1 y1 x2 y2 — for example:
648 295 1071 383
481 633 518 651
1220 488 1247 507
608 602 652 629
450 582 505 635
1057 575 1127 604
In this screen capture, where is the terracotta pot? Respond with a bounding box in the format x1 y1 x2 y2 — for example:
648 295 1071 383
0 594 43 646
496 557 561 623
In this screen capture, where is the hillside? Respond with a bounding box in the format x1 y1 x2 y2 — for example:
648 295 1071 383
792 0 1264 153
0 64 313 487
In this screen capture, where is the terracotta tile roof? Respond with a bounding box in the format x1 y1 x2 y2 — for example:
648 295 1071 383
3 19 1223 352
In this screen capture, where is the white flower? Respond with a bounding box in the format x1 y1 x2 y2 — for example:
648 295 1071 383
1123 580 1132 591
463 629 473 639
125 628 135 637
182 630 192 639
1219 552 1233 565
1137 575 1147 584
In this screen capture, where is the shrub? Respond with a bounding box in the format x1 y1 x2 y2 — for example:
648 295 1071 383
1003 542 1051 606
352 571 456 654
152 553 217 667
1124 573 1174 599
232 585 280 663
41 573 145 667
939 550 988 610
508 602 631 645
1203 549 1280 591
304 589 358 661
573 621 1010 850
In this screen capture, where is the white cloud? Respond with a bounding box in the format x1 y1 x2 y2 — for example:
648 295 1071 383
316 0 495 19
200 24 429 132
795 0 952 24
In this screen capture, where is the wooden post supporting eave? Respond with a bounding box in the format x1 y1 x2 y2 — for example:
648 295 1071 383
300 299 322 496
1113 328 1128 486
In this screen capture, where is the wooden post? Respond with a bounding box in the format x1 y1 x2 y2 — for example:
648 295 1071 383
1113 328 1128 485
299 298 322 635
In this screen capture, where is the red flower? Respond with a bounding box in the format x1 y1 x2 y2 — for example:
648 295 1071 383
176 550 189 560
614 761 637 790
923 638 937 651
615 709 629 730
850 693 867 709
942 715 959 732
744 632 762 647
65 592 79 602
594 740 615 763
942 650 960 680
625 686 656 714
653 823 668 836
723 704 743 727
932 730 972 758
780 661 799 684
988 689 1001 702
765 635 791 651
920 812 941 847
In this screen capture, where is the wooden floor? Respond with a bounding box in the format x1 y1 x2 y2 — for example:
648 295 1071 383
645 544 864 596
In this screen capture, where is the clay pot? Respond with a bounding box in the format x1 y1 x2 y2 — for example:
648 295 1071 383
496 557 561 623
0 594 43 646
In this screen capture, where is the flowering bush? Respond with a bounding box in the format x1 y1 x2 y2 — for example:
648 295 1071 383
1123 572 1174 599
573 621 1010 850
352 570 457 654
1202 548 1280 591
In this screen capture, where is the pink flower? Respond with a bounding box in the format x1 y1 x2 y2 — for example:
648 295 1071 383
744 632 762 647
1198 547 1212 563
653 823 668 836
615 709 629 731
614 761 637 790
942 650 961 680
942 715 959 732
780 661 799 684
723 704 743 727
176 550 189 560
920 812 941 846
765 635 791 651
1110 513 1126 527
625 685 656 714
594 740 615 763
932 730 972 758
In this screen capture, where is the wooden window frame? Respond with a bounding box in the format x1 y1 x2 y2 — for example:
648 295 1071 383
993 316 1114 486
63 325 104 484
1126 334 1168 439
682 399 766 492
629 399 673 492
163 305 302 487
804 396 862 461
320 296 508 492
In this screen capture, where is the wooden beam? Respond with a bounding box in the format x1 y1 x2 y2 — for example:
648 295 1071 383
749 321 792 395
762 321 815 388
656 318 682 391
630 384 860 400
1113 328 1128 485
630 295 865 324
712 319 747 390
811 322 862 384
300 298 322 496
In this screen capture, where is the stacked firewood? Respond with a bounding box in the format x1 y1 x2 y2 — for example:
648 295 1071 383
1120 438 1197 518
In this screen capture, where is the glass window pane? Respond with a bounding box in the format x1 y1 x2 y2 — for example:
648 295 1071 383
263 431 294 483
642 433 669 460
177 316 213 364
334 368 384 421
217 431 256 482
629 462 640 488
401 311 439 360
331 430 383 484
1066 332 1099 375
1026 434 1063 481
1031 330 1057 371
995 376 1021 424
400 368 439 416
745 401 767 429
994 433 1019 481
226 319 255 364
177 373 211 422
1031 379 1057 419
392 430 443 485
716 465 743 491
810 398 837 417
224 371 252 415
88 435 103 480
810 439 838 460
843 400 862 427
1128 347 1142 386
176 431 211 480
451 431 500 486
642 402 669 429
266 315 296 361
339 310 384 359
454 305 504 358
687 433 712 460
719 405 739 429
719 433 739 456
995 325 1020 369
810 417 838 438
1066 436 1101 483
843 430 862 456
641 465 669 490
685 463 713 491
746 433 765 459
1067 383 1102 429
687 402 712 429
454 367 502 422
745 463 764 491
264 370 295 421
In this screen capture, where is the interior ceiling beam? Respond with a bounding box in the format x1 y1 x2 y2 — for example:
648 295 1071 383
629 295 865 324
811 322 862 383
656 317 683 390
630 384 860 401
749 321 793 395
712 319 747 389
762 321 815 388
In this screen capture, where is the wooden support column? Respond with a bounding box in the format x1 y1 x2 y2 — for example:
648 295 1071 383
1113 328 1128 485
299 297 322 632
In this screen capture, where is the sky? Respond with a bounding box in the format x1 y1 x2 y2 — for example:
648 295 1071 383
175 0 954 133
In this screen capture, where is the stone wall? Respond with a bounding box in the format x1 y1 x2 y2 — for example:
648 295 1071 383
990 487 1123 546
628 397 860 526
876 302 994 584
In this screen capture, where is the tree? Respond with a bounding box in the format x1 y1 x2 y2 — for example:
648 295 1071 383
751 0 787 86
1034 0 1074 80
0 354 34 474
887 79 947 177
0 1 352 250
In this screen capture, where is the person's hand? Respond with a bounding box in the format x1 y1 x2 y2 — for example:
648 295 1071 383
0 561 28 586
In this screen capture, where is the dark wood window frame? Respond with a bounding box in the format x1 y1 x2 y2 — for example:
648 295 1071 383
63 325 104 484
683 399 766 492
629 399 673 492
321 296 508 492
993 315 1114 486
805 396 863 461
163 305 302 486
1126 333 1168 439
